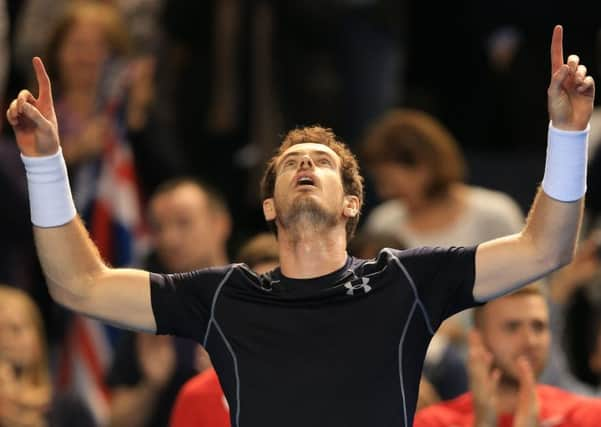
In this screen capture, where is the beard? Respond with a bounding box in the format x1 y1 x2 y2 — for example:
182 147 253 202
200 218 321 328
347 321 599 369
276 195 339 240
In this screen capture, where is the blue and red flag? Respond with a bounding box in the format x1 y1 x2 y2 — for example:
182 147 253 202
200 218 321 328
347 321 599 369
56 60 149 425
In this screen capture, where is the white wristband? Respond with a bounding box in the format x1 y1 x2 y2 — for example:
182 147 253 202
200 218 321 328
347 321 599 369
21 148 77 227
541 122 589 202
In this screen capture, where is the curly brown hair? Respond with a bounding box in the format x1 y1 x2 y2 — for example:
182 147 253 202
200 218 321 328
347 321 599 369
362 109 466 198
260 126 364 243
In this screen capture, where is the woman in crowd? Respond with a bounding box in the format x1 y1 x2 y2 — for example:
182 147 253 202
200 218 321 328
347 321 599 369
362 108 524 249
0 285 95 426
44 1 179 267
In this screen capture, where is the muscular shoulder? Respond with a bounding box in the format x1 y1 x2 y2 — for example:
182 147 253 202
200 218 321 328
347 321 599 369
357 246 476 293
373 246 476 273
350 247 440 279
152 263 263 295
150 263 264 338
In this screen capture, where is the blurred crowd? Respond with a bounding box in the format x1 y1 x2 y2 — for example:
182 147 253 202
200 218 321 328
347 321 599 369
1 0 601 426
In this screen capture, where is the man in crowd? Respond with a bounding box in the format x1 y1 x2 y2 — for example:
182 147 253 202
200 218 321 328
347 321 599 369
107 179 231 427
414 284 601 426
5 25 596 427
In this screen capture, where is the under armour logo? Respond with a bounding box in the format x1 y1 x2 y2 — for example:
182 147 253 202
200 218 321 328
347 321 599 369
344 277 372 296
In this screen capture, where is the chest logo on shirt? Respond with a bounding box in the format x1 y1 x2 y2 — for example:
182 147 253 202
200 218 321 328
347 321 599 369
344 277 372 296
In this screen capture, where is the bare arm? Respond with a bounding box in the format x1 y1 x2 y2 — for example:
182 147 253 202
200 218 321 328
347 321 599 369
35 219 156 332
474 189 583 301
6 58 155 332
473 25 595 301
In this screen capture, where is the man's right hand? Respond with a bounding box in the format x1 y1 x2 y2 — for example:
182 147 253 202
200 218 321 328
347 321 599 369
468 331 499 427
5 57 59 157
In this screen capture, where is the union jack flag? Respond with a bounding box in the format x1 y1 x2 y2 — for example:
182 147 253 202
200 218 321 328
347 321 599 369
56 60 149 425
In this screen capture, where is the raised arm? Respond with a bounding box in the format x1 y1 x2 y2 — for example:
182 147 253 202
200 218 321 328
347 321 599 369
473 25 595 301
6 57 155 332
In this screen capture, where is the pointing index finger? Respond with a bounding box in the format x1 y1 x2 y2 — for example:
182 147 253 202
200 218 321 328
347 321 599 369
32 56 53 103
551 25 564 74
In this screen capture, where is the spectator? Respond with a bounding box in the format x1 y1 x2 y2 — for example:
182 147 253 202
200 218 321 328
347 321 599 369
14 0 163 70
414 284 601 426
107 178 231 427
0 285 95 427
43 2 152 267
362 109 524 249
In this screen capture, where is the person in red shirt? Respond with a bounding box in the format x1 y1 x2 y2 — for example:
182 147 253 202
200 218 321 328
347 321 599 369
414 284 601 427
169 366 230 427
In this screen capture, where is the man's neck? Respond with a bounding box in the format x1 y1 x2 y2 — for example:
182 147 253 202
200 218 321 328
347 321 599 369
277 223 348 279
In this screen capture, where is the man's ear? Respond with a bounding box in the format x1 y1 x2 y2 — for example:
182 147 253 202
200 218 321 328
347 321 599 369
263 198 276 221
343 195 360 218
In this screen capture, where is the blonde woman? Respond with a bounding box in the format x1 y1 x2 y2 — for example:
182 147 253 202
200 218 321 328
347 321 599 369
0 286 95 427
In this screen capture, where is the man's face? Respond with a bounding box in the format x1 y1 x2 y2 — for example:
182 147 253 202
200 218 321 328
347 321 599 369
479 294 550 383
266 143 352 232
149 185 228 272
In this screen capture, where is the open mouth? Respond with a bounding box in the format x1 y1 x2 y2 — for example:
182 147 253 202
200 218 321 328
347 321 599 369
296 176 316 187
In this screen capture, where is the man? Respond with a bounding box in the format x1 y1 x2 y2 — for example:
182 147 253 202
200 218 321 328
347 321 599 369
144 178 231 274
413 285 601 426
5 26 595 427
106 179 231 427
